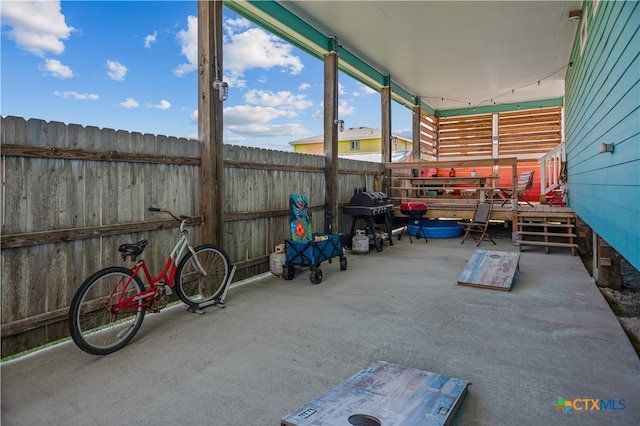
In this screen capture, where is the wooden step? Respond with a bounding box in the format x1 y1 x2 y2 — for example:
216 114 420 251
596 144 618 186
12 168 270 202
517 212 576 219
517 241 578 248
518 222 575 228
517 231 577 238
517 240 578 256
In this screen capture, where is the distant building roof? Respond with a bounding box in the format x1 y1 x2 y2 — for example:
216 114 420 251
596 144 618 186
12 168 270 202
340 150 413 163
289 126 408 145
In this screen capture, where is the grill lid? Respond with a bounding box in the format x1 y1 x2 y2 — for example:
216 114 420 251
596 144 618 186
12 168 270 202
349 190 390 207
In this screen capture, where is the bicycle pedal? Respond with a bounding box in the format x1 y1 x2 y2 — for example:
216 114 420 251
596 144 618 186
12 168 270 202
148 307 161 313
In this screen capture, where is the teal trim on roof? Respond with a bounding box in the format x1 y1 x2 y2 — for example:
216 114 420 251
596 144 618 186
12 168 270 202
335 48 389 89
225 1 561 120
437 98 564 117
225 0 416 109
419 101 436 116
224 0 329 58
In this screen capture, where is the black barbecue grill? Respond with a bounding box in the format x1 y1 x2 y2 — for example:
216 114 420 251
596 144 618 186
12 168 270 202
398 202 428 243
343 189 394 252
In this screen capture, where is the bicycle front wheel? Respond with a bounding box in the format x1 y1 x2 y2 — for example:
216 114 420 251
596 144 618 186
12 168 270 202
68 267 146 355
175 244 231 307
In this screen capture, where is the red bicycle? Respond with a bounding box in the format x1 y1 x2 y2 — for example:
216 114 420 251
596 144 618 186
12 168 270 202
68 207 235 355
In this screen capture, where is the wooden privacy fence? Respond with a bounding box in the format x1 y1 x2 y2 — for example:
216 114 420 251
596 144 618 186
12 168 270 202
0 116 380 357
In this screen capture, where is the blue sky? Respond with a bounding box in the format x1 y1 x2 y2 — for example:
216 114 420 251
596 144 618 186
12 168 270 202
1 0 412 151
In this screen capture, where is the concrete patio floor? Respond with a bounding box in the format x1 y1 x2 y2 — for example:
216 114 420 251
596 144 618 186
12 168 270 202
2 225 639 425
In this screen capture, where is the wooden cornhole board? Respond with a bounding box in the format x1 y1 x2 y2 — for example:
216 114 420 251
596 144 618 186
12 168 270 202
458 250 520 291
281 360 469 426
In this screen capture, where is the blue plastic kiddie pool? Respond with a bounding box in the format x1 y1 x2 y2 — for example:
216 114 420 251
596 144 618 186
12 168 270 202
407 219 463 239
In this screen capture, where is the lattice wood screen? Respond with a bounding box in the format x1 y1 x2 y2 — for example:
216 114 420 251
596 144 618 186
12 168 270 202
437 113 493 158
430 106 562 159
497 107 562 157
419 110 438 157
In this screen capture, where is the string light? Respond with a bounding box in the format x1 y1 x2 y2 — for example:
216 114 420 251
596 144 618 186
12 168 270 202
419 62 572 114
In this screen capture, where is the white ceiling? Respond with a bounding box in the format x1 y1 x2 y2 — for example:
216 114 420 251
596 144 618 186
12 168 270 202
277 1 582 112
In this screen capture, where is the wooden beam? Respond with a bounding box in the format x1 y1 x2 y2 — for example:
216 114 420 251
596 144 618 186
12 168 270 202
0 219 199 249
384 158 518 169
0 145 200 165
324 51 339 233
198 0 224 247
381 86 392 193
412 105 421 165
1 307 69 338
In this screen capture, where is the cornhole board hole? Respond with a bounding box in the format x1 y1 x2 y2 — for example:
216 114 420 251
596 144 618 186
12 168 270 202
458 250 520 291
281 360 469 426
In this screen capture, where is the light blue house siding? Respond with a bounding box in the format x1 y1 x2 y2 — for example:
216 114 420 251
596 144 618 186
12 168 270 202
564 0 640 271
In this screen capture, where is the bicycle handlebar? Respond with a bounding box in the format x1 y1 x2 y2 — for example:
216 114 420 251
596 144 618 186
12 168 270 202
148 207 195 224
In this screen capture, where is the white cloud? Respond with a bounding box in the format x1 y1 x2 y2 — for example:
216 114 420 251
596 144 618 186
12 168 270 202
224 71 246 88
189 109 198 124
173 15 303 81
245 89 313 110
311 102 324 120
174 15 197 76
0 0 74 57
227 122 308 137
147 100 171 110
144 30 157 48
106 60 127 81
119 98 139 108
225 27 303 75
54 91 98 101
223 105 308 137
225 16 251 32
338 83 346 96
42 59 74 79
338 100 356 116
299 83 311 91
223 105 293 125
353 83 377 97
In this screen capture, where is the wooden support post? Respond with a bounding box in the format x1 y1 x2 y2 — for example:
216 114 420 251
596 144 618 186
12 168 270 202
197 0 225 247
324 51 339 233
412 104 421 176
511 163 518 210
381 85 392 195
576 216 593 256
596 235 623 290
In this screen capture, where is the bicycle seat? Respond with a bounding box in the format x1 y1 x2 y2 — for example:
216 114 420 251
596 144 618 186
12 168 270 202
118 240 149 260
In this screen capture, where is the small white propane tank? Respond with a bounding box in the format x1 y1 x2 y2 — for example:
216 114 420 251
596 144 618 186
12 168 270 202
270 244 286 276
352 229 369 255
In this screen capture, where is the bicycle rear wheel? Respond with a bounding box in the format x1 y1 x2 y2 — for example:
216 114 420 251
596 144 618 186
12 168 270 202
68 267 146 355
175 244 231 307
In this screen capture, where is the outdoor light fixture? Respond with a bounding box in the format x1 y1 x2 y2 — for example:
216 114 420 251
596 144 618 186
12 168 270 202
599 143 614 153
334 119 344 132
392 136 398 147
213 80 229 101
569 10 582 21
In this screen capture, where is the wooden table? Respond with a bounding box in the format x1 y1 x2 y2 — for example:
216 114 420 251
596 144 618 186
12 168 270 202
458 250 520 291
281 360 469 426
406 176 497 202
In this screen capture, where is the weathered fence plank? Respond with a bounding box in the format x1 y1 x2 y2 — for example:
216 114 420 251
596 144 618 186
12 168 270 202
0 115 380 357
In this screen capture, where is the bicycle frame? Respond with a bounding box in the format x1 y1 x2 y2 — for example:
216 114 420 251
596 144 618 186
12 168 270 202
107 220 203 312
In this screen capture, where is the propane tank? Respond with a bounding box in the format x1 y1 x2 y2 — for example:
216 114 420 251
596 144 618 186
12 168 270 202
270 244 286 276
352 229 369 255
